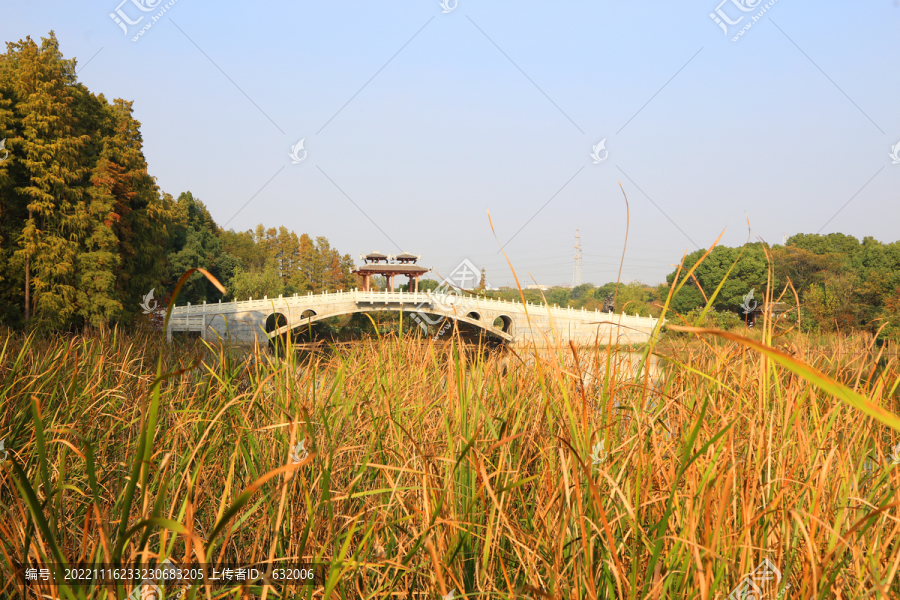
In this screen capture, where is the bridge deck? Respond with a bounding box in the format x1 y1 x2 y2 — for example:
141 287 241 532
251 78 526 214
166 288 660 346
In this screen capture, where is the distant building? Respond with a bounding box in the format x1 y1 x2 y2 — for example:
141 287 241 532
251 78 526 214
525 284 550 291
352 251 429 292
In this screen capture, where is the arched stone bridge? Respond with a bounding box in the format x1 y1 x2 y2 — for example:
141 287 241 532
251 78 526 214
166 289 662 347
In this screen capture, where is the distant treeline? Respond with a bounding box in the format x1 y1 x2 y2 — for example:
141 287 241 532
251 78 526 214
667 234 900 340
168 192 357 306
483 282 654 316
497 233 899 341
0 33 356 330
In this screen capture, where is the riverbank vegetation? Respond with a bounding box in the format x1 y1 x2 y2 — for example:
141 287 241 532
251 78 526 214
2 316 899 598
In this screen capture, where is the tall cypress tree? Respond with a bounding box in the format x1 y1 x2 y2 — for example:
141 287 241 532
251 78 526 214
298 233 316 291
96 99 171 322
0 87 14 315
4 34 87 328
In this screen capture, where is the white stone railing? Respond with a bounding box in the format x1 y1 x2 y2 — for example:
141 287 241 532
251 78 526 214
168 288 660 328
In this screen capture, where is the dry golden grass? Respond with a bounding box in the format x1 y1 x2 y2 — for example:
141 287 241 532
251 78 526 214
1 324 899 599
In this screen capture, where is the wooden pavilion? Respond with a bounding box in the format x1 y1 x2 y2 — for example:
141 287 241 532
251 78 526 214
353 251 430 292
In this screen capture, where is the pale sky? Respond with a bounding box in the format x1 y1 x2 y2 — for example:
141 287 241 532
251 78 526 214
4 0 899 288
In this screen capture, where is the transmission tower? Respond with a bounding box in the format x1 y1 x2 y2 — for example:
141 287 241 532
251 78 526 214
573 229 583 287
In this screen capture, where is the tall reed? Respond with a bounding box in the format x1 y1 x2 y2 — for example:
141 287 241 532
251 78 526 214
1 325 898 598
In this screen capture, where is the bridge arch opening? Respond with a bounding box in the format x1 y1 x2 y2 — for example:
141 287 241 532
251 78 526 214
265 313 290 351
493 315 513 334
466 311 481 321
265 313 288 333
300 309 317 320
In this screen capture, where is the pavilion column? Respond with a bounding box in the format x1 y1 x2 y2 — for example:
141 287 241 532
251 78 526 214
364 274 370 291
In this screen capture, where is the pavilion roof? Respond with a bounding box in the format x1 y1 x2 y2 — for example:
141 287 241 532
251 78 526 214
394 252 420 261
353 264 430 274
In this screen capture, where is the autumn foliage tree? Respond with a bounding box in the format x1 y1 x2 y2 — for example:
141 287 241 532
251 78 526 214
0 33 172 328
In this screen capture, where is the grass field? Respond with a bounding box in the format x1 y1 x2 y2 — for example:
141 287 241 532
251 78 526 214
1 321 899 599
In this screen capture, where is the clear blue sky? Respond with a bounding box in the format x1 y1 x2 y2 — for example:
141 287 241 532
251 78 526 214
4 0 899 287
